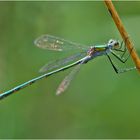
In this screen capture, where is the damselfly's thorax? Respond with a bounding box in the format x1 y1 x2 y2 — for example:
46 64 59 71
87 45 108 56
87 47 95 56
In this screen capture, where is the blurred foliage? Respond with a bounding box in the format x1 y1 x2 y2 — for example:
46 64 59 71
0 1 140 139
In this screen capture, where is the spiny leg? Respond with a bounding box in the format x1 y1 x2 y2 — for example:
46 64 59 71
121 36 133 58
120 39 127 58
110 48 133 64
114 48 125 53
106 53 136 74
118 39 124 50
114 37 130 58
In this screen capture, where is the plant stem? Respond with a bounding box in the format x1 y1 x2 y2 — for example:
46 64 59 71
104 0 140 71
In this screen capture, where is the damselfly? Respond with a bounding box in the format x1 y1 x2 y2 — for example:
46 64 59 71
0 35 136 100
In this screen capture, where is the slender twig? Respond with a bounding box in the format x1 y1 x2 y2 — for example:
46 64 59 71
104 0 140 71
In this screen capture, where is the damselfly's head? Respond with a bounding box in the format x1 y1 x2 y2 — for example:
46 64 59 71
108 39 120 50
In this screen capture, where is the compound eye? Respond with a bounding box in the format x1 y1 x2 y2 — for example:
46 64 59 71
108 39 114 44
109 40 113 43
114 41 120 48
115 42 119 46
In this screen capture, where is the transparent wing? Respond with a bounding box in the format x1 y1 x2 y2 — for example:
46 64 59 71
39 51 87 73
56 64 81 95
34 34 87 51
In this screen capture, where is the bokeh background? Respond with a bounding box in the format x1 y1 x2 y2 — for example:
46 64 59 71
0 1 140 138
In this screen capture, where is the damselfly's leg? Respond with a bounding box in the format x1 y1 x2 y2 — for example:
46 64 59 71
110 48 133 64
116 39 124 50
114 36 130 58
120 37 130 58
106 53 136 74
110 36 133 63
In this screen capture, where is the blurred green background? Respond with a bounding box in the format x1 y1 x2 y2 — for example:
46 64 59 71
0 1 140 138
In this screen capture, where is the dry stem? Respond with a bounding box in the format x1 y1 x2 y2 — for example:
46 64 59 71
104 0 140 71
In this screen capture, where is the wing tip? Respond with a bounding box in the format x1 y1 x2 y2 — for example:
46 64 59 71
56 90 62 96
56 87 64 96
